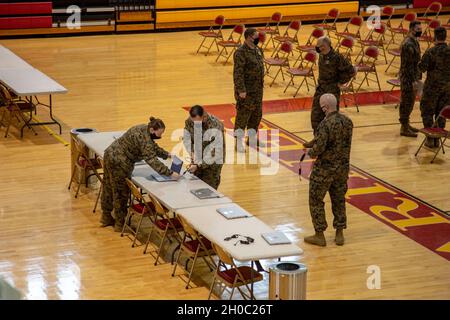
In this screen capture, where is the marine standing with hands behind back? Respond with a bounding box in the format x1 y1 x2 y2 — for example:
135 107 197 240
398 21 423 138
233 28 265 151
100 117 178 231
303 94 353 247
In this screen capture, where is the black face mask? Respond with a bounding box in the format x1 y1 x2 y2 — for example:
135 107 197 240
150 133 161 140
253 37 259 46
414 31 422 38
315 46 321 54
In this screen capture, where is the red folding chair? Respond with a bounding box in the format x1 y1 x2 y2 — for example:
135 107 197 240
385 46 401 74
353 46 381 93
357 23 388 63
381 6 395 43
417 2 442 24
0 84 36 138
257 12 282 49
264 41 293 86
171 215 216 289
384 78 401 108
143 193 184 265
216 24 245 64
336 36 355 60
208 242 263 300
415 105 450 163
295 28 324 66
382 6 395 29
313 8 340 40
387 12 417 48
121 178 156 248
196 15 225 55
336 16 364 46
340 74 360 112
284 51 317 97
272 20 301 56
419 19 441 49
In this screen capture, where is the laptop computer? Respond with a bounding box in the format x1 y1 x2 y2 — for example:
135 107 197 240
151 156 183 182
190 188 220 199
261 231 292 245
216 206 252 219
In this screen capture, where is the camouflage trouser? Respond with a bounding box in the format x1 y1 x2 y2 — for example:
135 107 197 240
234 91 263 133
234 105 263 133
309 165 348 232
399 80 416 125
420 86 449 128
311 87 340 133
100 151 131 224
194 164 223 190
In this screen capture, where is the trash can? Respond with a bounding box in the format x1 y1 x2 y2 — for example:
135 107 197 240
70 128 97 186
269 262 307 300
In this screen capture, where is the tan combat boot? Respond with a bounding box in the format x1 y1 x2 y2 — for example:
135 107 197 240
304 232 326 247
400 124 417 137
335 229 345 246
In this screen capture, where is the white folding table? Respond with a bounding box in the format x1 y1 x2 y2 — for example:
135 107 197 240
0 45 33 70
0 45 68 137
176 203 303 262
132 168 233 211
77 131 125 158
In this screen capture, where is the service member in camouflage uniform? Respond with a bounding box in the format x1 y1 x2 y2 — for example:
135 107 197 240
184 105 225 189
100 117 177 231
233 28 265 151
304 36 355 147
418 26 450 148
399 21 423 137
303 94 353 247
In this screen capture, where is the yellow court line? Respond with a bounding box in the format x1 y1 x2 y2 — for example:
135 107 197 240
31 116 70 146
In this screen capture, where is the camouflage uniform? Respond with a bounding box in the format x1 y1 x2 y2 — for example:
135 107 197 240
311 48 355 132
101 124 171 226
418 43 450 129
184 114 225 189
308 111 353 232
233 42 265 133
399 35 421 126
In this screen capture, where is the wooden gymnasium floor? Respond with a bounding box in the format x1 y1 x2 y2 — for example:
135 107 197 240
0 18 449 300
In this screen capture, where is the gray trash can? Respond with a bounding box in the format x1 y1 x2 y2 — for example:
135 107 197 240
269 262 307 300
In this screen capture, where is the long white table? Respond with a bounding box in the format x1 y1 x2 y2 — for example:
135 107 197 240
132 166 233 211
0 45 68 137
77 131 124 158
0 45 33 70
176 203 303 262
